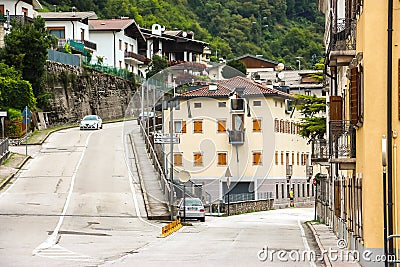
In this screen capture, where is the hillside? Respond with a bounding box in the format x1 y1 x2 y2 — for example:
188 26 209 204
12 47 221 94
38 0 324 69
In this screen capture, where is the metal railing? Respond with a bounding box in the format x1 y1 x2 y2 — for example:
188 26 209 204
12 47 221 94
330 17 357 51
0 138 10 164
228 130 245 144
329 120 356 158
124 51 150 64
223 192 255 203
83 62 143 83
311 139 329 162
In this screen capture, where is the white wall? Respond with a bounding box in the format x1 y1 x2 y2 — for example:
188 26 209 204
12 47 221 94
3 0 35 17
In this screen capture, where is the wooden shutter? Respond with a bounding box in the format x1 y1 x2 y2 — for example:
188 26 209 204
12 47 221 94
194 120 202 133
275 151 279 165
350 68 359 125
398 59 400 120
253 152 262 165
182 121 186 133
330 96 343 121
194 153 202 166
253 119 261 132
217 120 226 133
218 152 227 166
174 154 182 166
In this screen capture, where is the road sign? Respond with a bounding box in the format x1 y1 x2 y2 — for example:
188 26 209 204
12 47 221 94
0 111 7 117
22 106 32 117
154 133 180 144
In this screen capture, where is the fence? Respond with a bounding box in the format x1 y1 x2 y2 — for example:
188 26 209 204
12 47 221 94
0 138 10 164
83 62 143 84
47 49 81 66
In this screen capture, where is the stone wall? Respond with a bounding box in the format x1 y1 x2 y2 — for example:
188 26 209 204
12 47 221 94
208 199 275 215
43 61 137 125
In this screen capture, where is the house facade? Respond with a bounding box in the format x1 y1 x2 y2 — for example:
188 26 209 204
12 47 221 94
162 76 315 207
316 1 400 266
1 0 41 18
89 18 149 75
40 12 98 56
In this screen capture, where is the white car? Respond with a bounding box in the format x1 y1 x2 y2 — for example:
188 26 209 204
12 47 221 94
177 197 205 222
80 115 102 130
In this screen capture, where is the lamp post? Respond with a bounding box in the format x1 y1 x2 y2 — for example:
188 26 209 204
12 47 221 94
295 57 303 70
225 167 232 216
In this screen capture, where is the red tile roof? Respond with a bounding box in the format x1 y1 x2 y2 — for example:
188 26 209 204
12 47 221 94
178 76 291 98
90 19 135 31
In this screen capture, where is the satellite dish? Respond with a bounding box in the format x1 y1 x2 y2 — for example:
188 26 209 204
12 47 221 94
277 63 285 71
278 72 285 80
177 170 191 183
182 31 187 38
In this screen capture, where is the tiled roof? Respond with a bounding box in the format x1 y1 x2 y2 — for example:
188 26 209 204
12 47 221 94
38 12 97 20
89 19 135 31
178 76 291 98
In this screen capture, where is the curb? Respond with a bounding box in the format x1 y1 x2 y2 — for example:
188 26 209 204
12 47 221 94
0 155 31 190
128 133 153 220
306 221 332 267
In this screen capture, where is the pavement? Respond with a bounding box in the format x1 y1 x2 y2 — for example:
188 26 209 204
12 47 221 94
0 127 361 267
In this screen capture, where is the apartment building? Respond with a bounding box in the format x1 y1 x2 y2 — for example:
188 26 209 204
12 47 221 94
162 76 315 207
316 1 400 266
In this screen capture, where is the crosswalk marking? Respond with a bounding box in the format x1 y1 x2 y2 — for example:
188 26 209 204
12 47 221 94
33 244 103 264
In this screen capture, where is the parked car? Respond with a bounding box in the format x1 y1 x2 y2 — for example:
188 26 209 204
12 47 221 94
80 115 102 130
177 197 205 222
137 111 154 125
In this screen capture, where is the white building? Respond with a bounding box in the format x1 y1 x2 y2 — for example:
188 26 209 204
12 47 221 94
162 76 315 207
89 18 149 76
1 0 41 18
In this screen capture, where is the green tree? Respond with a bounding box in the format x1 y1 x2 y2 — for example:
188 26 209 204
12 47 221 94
146 55 168 79
0 16 57 107
294 94 326 141
226 59 247 76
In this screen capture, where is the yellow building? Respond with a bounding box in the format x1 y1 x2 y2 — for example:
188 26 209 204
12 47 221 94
162 76 315 207
317 1 400 265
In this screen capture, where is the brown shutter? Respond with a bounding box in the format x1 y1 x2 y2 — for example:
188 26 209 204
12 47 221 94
350 68 359 125
182 121 186 133
253 152 262 165
218 152 227 165
330 96 343 121
253 119 261 132
398 59 400 120
194 120 202 133
218 120 226 133
174 154 182 166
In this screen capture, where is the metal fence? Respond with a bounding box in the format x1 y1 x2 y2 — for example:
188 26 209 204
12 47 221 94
83 62 143 84
0 138 10 165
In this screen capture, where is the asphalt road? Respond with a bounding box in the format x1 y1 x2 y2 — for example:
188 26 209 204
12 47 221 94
0 122 324 267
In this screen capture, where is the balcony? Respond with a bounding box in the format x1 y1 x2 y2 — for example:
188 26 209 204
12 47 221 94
124 51 150 64
329 120 356 170
328 17 356 67
228 130 245 145
311 139 329 163
58 39 97 53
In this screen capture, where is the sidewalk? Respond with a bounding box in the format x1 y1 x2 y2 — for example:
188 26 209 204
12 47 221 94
0 152 30 190
308 221 361 267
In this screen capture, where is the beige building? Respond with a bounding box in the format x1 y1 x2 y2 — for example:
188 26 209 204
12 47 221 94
162 76 315 206
316 0 400 266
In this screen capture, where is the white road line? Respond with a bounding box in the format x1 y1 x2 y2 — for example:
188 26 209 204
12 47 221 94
34 244 102 263
33 131 95 252
298 219 317 267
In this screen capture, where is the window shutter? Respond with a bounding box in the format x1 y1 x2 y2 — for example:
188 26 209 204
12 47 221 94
253 119 261 132
218 152 226 165
174 154 182 166
194 153 202 166
330 96 343 121
350 68 359 125
182 121 186 133
253 152 262 165
194 120 202 133
218 120 226 133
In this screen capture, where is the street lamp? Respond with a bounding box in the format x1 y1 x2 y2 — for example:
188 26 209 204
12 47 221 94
295 57 303 70
225 167 232 216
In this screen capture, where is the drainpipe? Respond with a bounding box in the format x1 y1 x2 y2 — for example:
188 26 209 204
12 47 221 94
70 21 75 40
14 0 21 15
113 31 116 68
387 0 394 263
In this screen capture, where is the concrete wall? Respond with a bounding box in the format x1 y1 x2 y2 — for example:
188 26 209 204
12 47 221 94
43 61 136 125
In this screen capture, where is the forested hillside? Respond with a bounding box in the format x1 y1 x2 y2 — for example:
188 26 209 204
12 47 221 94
39 0 324 69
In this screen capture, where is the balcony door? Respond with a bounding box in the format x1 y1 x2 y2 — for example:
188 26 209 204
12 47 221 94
232 114 244 131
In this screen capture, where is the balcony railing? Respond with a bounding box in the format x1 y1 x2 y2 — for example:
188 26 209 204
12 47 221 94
329 120 356 159
124 51 150 64
311 139 329 163
57 39 97 52
228 130 245 145
286 164 293 177
330 17 357 52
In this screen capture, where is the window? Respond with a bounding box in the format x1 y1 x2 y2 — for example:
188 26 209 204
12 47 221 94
0 5 4 15
174 153 183 166
119 61 122 69
174 120 186 133
217 119 226 133
275 151 279 165
218 102 226 107
253 100 261 106
281 184 285 199
119 40 122 50
22 7 28 16
297 184 301 197
253 119 261 132
193 152 203 166
274 119 279 132
280 120 284 133
231 98 244 111
48 27 66 39
297 152 300 165
349 61 363 126
193 120 203 133
232 114 244 131
292 152 295 165
253 151 262 165
130 44 133 52
194 102 202 108
125 42 128 51
217 152 227 166
302 184 305 197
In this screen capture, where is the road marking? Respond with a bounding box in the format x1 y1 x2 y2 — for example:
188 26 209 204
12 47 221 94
297 219 317 267
33 131 95 252
34 244 103 264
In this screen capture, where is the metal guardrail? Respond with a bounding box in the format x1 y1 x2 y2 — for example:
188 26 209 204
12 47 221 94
311 139 329 162
0 138 10 164
223 192 255 203
329 120 356 158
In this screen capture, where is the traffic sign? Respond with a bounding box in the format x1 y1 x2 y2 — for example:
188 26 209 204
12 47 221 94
22 106 32 117
154 133 180 144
